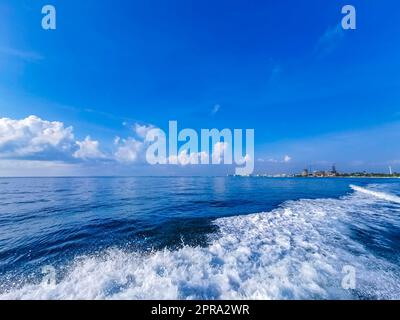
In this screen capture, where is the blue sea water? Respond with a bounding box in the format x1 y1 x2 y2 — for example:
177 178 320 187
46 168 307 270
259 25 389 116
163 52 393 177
0 177 399 300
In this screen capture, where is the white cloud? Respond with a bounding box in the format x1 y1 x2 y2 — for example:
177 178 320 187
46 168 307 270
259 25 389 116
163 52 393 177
134 123 155 139
0 115 74 157
283 155 292 163
113 123 159 163
211 104 221 115
73 136 105 160
114 138 144 163
0 116 154 164
212 142 228 164
168 150 209 166
198 151 209 164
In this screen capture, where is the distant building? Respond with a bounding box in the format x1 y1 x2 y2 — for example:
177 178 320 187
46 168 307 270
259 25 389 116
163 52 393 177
326 165 339 177
314 171 325 177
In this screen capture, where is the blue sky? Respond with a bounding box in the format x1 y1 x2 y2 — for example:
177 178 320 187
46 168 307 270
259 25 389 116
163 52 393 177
0 0 399 176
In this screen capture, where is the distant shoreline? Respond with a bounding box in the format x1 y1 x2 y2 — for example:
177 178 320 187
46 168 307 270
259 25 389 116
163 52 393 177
0 175 399 179
296 176 400 179
232 175 400 179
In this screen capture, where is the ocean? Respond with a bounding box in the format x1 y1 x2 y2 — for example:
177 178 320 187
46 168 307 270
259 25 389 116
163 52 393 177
0 177 399 300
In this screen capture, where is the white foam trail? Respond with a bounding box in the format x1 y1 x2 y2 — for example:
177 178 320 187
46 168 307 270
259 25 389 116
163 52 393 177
350 185 400 204
1 187 399 300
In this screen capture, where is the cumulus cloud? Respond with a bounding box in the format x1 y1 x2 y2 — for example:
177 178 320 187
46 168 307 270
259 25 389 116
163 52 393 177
73 136 105 160
0 115 108 163
0 115 74 158
168 150 209 166
114 138 144 163
167 142 236 166
134 123 155 139
112 122 159 163
212 142 229 164
0 116 158 165
165 141 233 166
0 116 256 174
284 155 292 163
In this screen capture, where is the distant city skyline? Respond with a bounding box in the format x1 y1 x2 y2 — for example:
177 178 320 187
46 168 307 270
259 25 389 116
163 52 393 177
1 0 399 176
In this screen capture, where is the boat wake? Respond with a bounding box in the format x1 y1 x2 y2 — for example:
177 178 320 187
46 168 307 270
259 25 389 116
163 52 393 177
350 185 400 204
1 184 400 300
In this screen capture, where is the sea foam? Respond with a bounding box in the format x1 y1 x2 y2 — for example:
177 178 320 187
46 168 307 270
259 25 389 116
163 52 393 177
350 184 400 204
1 185 400 300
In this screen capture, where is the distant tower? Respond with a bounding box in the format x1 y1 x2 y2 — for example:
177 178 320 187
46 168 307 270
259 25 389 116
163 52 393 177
332 164 337 174
389 166 393 175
